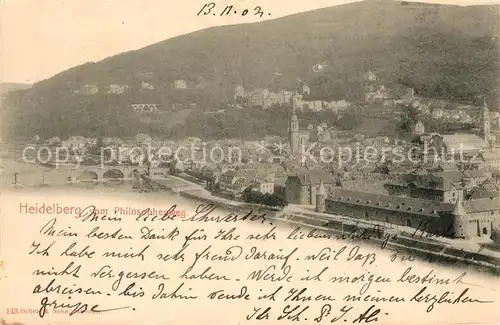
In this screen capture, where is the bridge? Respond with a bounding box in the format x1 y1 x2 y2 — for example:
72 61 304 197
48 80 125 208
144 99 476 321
72 165 144 182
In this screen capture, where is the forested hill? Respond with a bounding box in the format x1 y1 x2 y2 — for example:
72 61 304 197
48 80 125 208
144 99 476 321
2 0 499 140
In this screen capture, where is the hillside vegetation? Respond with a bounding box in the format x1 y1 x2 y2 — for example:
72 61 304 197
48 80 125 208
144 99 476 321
1 1 499 140
0 83 32 95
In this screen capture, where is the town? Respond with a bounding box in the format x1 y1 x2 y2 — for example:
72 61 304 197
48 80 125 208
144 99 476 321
3 68 499 249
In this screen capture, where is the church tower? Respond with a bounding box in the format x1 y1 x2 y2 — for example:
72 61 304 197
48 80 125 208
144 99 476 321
483 100 491 144
492 112 500 146
315 181 326 213
290 106 300 153
451 196 467 239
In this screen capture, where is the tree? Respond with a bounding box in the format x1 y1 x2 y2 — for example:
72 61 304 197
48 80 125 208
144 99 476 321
399 104 419 133
337 113 361 130
46 136 61 147
135 133 152 146
91 137 104 156
241 188 288 209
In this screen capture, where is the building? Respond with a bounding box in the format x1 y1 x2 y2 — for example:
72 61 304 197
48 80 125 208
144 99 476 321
108 84 129 94
432 170 488 190
174 79 187 89
467 180 500 200
302 85 311 96
482 100 491 144
426 133 488 157
289 107 310 154
365 85 390 104
324 99 350 112
234 85 245 99
283 91 298 104
253 179 275 194
141 81 155 91
249 89 270 107
432 108 444 119
132 104 159 113
491 111 500 146
284 169 336 205
364 70 377 82
402 88 415 104
413 120 425 136
384 173 464 203
307 100 323 112
324 188 498 239
479 149 500 171
77 85 99 95
267 92 285 107
217 170 254 195
316 181 326 212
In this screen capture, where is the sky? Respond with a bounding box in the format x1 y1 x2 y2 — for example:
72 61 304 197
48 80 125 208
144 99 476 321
1 0 499 84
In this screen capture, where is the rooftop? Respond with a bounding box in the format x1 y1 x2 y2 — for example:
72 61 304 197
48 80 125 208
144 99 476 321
327 188 500 216
291 169 336 185
441 133 488 152
327 189 452 218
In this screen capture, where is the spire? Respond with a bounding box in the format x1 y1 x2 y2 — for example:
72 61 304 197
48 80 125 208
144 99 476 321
452 196 466 216
484 99 489 111
318 180 325 196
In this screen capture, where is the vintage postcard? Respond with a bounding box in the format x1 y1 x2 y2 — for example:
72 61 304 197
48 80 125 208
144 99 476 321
1 0 500 324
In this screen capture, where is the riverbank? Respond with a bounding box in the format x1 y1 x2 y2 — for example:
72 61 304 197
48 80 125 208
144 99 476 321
141 175 279 216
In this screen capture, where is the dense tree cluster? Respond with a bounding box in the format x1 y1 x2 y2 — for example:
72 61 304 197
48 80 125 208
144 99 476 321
241 187 288 209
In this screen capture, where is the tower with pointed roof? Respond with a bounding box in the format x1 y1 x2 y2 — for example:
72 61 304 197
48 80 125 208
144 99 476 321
413 120 425 136
316 181 326 212
451 196 467 239
290 106 300 154
492 111 500 147
483 99 491 144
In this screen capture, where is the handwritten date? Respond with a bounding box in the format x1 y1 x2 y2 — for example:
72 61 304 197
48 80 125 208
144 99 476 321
197 3 270 17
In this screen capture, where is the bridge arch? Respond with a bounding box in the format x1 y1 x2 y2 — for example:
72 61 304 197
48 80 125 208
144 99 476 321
77 170 98 182
103 168 125 180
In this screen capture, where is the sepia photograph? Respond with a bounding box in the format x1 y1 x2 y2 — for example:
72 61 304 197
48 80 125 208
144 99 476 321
1 0 499 324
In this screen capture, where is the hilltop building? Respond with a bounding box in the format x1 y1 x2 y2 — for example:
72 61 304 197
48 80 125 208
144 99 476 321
75 85 99 95
108 84 129 94
324 99 350 112
283 90 298 104
174 79 187 89
132 104 159 113
141 81 155 91
364 69 377 82
234 85 245 99
249 88 270 108
365 85 390 104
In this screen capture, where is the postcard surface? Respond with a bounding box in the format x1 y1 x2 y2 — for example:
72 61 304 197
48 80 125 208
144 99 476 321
1 0 500 324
